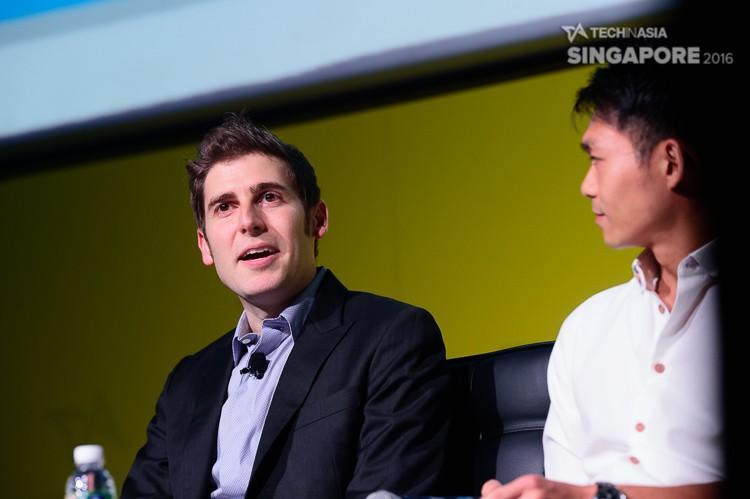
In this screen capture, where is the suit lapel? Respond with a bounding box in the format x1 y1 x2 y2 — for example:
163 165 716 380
182 333 234 499
248 272 352 487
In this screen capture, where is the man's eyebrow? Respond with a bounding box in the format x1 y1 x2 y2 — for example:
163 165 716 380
580 141 592 154
249 182 290 194
206 192 237 210
207 183 291 209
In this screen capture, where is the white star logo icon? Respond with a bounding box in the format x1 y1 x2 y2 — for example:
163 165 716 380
561 23 589 43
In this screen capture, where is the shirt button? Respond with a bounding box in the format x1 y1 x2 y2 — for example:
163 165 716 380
241 338 251 344
630 456 640 465
635 422 645 432
658 304 666 314
654 363 666 374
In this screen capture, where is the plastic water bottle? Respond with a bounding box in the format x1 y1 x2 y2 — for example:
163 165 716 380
64 444 118 499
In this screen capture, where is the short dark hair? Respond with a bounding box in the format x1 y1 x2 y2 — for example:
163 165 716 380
574 64 713 167
186 113 322 251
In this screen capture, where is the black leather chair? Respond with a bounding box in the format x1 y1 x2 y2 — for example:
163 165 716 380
440 342 553 496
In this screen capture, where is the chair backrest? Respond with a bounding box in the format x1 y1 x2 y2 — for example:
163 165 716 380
440 342 553 496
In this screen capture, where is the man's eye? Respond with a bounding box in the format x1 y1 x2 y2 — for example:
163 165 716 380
261 192 281 203
215 202 231 213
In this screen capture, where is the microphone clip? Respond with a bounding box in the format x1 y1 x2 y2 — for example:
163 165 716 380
240 352 270 379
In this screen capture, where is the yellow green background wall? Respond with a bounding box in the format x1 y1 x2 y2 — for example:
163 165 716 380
0 65 636 497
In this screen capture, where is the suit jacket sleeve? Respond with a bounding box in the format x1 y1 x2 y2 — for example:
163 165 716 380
121 357 187 499
345 306 450 498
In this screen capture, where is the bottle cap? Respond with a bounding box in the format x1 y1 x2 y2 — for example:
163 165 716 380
73 445 105 467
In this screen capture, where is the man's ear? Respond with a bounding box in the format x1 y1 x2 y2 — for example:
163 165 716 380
310 201 329 240
197 228 214 266
653 138 686 190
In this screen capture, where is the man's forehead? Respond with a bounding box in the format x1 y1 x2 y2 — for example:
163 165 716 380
581 118 631 149
204 154 294 191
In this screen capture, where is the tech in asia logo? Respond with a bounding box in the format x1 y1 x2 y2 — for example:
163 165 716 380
560 23 733 65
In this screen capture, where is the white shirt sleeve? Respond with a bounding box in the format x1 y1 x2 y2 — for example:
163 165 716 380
543 312 590 485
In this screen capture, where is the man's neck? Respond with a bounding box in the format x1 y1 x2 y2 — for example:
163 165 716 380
239 272 318 334
240 300 287 335
647 215 715 310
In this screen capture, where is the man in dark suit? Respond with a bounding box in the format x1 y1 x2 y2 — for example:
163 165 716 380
122 114 450 499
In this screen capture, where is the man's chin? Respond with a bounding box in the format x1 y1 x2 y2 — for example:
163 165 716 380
603 237 638 250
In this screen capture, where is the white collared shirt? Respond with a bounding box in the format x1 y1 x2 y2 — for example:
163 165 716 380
543 240 724 485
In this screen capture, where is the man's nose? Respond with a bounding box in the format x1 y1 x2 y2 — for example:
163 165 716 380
239 204 266 236
580 165 597 199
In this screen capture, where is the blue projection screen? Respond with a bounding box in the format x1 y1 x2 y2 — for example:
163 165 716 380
0 0 670 144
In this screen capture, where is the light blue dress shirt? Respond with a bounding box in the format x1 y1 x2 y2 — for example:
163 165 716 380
210 268 327 498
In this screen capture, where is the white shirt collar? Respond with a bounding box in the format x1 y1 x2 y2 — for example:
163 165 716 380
631 239 718 293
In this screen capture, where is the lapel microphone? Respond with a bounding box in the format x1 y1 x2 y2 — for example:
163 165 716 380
240 352 269 379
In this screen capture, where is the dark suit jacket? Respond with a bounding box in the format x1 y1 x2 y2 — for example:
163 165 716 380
122 271 450 499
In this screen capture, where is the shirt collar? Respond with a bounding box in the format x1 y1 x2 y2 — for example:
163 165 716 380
631 239 719 293
686 239 719 278
231 267 328 365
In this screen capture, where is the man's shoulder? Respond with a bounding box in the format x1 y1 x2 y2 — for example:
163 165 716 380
316 269 418 314
345 289 422 310
319 270 436 324
558 278 637 339
343 289 434 323
570 279 635 317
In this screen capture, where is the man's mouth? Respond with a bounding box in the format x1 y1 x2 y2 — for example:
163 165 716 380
239 248 279 261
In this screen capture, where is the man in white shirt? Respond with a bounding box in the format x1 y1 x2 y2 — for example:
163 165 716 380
481 64 724 498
